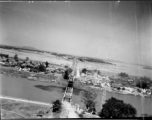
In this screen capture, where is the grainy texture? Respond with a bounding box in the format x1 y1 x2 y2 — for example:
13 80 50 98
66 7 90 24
0 98 52 119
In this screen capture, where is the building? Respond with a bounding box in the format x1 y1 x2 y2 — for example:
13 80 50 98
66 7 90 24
111 83 122 88
75 68 80 78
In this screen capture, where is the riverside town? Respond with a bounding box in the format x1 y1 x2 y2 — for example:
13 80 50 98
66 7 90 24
1 1 152 119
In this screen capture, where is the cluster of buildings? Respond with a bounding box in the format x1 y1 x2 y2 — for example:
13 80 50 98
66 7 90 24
74 68 111 88
0 53 65 74
47 67 65 75
74 68 152 97
1 53 152 97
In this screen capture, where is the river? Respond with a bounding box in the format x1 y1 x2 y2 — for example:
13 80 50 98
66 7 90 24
0 74 152 116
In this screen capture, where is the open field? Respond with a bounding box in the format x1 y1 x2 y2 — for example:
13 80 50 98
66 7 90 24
0 97 52 119
0 66 59 82
1 47 152 78
0 45 113 65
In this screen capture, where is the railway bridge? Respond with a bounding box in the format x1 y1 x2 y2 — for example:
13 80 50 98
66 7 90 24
59 58 80 118
62 58 78 103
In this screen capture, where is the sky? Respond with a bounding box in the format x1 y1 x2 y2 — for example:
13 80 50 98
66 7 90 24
0 1 151 66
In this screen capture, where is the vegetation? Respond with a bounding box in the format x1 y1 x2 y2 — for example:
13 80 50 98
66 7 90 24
45 61 49 68
14 54 18 61
80 87 97 114
118 72 129 78
78 111 86 118
81 68 87 74
0 53 9 58
0 44 43 53
63 68 72 80
136 77 152 89
143 66 152 70
1 44 115 67
38 63 46 72
1 98 50 119
52 100 62 113
140 113 152 117
0 52 61 74
97 70 102 76
137 88 142 93
98 97 137 118
122 87 125 90
78 57 113 65
25 57 29 61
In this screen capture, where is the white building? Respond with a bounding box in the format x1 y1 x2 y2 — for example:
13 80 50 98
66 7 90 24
75 68 80 78
124 87 134 92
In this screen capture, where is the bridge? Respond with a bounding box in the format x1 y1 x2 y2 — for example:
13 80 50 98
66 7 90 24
60 58 80 118
42 58 105 118
62 58 78 103
60 58 106 117
60 59 106 118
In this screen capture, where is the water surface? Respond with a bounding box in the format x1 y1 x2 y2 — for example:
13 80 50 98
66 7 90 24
1 74 152 116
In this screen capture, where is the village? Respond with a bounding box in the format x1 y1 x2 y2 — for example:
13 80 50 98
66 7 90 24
1 53 152 98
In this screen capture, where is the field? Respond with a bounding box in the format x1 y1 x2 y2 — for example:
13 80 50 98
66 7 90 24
0 98 52 119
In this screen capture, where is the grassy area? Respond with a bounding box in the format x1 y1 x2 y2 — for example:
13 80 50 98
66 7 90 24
0 45 113 65
0 98 52 119
114 78 135 88
0 66 58 82
1 109 25 119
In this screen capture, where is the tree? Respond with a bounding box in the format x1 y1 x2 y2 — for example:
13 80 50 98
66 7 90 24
80 87 97 114
14 54 18 61
118 72 129 78
136 81 148 89
86 100 96 114
63 68 72 80
117 87 121 90
97 70 102 76
25 57 29 61
30 61 34 65
136 77 152 89
122 87 125 90
52 100 62 113
137 88 141 93
140 113 152 117
38 63 46 72
82 68 87 74
98 97 137 118
45 61 49 68
5 54 9 58
150 87 152 96
6 58 9 62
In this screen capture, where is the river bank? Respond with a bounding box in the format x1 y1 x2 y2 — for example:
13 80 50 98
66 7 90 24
1 73 152 116
0 96 52 119
90 85 151 98
1 65 151 99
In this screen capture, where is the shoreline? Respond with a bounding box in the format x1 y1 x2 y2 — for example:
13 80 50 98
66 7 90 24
0 95 51 106
1 66 151 98
1 73 152 116
90 86 151 98
0 95 53 119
